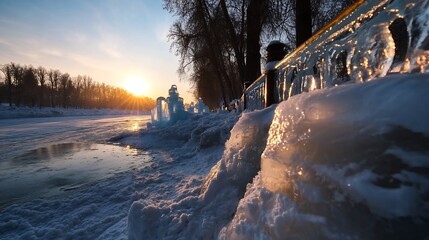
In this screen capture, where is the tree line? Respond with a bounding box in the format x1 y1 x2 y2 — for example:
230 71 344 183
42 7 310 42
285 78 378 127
164 0 355 108
0 63 156 111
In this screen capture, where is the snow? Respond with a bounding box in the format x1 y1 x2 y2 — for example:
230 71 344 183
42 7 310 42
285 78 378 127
126 73 428 239
220 73 429 239
1 74 429 239
1 1 428 238
124 112 240 239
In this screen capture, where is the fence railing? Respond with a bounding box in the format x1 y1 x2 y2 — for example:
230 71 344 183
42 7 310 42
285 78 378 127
243 0 429 111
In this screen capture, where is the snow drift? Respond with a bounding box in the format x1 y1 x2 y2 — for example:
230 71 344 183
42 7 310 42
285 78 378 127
126 112 241 239
127 107 275 239
220 73 429 239
128 73 429 240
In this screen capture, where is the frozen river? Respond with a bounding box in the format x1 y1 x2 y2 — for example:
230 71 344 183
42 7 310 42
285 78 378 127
0 115 151 160
0 115 152 209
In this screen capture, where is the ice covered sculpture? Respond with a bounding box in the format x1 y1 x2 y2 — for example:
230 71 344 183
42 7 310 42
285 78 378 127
187 102 195 113
150 97 169 123
195 97 209 113
166 85 187 122
150 85 188 127
186 98 209 114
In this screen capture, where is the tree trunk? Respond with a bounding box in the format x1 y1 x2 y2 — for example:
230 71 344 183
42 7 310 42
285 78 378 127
246 0 267 84
295 0 312 46
219 0 246 86
196 0 231 103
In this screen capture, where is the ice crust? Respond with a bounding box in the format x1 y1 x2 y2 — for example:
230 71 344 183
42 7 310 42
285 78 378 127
220 73 429 239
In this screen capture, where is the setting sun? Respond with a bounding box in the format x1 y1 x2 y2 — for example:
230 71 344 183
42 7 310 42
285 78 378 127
123 77 149 97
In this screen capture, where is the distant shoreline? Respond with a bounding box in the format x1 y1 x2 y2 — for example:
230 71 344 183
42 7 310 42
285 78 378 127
0 104 149 119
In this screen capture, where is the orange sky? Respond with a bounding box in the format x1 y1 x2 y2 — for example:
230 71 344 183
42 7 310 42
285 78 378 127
0 0 195 103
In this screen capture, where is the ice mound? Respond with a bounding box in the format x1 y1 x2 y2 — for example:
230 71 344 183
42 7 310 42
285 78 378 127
221 73 429 239
201 106 275 200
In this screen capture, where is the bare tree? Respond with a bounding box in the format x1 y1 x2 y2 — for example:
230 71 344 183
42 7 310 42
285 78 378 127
36 66 47 108
82 75 93 108
0 64 13 106
10 63 25 106
165 0 356 105
48 69 61 107
22 66 38 107
59 73 73 108
0 62 160 111
295 0 312 46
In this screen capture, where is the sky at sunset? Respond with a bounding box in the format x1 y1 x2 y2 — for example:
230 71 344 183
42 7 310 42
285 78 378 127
0 0 195 103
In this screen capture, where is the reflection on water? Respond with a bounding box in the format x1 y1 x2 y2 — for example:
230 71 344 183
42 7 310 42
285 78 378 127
10 143 90 165
0 143 151 209
128 122 141 132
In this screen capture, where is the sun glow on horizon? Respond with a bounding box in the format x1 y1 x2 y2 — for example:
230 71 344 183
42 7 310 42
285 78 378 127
123 76 149 97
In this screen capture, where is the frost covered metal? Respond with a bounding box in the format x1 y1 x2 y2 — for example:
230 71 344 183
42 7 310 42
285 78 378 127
244 0 429 111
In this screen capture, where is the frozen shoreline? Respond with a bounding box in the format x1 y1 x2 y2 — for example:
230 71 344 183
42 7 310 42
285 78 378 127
0 115 152 240
1 74 428 239
0 104 148 119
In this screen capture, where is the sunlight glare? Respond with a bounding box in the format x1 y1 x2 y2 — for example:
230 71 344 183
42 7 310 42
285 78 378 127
123 76 149 97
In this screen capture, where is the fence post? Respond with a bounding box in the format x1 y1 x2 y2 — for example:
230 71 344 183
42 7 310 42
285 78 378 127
264 41 286 108
265 71 275 108
242 81 250 110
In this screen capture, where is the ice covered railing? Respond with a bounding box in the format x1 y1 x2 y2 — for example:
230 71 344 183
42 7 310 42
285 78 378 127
244 0 429 111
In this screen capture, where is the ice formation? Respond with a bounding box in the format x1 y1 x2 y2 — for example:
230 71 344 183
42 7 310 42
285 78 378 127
220 73 429 239
150 85 211 127
187 98 209 114
245 0 429 111
150 85 189 126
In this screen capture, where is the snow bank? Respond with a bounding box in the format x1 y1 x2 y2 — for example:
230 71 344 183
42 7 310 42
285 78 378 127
125 112 241 239
220 73 429 239
0 105 145 119
198 106 275 232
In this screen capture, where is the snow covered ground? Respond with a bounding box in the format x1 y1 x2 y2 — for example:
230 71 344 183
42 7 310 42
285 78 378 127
124 73 428 239
1 73 429 239
0 106 240 239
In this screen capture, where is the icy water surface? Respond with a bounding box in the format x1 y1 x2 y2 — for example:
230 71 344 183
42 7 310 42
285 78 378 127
0 142 151 209
0 115 152 209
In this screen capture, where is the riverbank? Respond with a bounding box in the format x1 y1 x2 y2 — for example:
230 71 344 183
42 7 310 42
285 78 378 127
0 104 148 119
